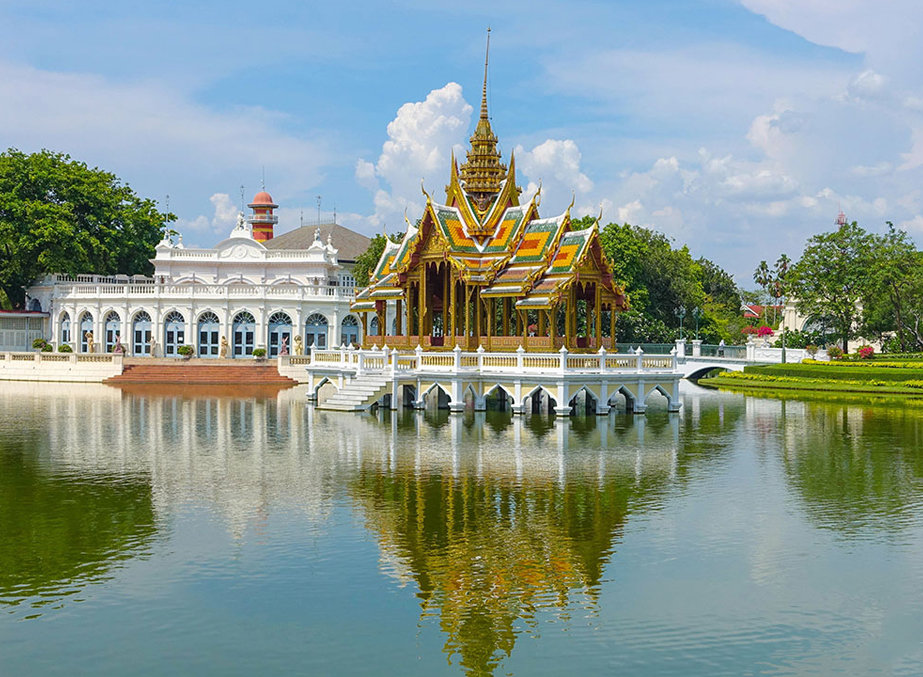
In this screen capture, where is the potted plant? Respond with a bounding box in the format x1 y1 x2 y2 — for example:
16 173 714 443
177 344 194 359
252 348 267 361
32 338 48 352
58 344 73 353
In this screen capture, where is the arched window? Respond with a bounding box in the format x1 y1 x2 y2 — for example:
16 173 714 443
305 313 328 350
197 311 220 357
133 311 152 356
232 311 255 357
60 312 71 346
341 315 359 347
30 298 42 312
369 316 379 337
79 312 94 352
164 311 186 356
105 311 121 353
268 311 292 357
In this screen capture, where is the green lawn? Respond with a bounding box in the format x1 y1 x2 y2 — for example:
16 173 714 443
701 359 923 397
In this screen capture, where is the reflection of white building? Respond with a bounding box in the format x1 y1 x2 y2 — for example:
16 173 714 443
25 191 371 357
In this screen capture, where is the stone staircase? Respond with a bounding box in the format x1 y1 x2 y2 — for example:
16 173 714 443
105 361 297 386
317 374 390 411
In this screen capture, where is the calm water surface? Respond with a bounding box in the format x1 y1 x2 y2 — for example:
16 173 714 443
2 381 923 676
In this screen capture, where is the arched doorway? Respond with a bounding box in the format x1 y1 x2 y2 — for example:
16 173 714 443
79 312 93 352
268 311 292 357
163 311 186 356
60 312 71 347
305 313 328 351
132 311 152 356
370 316 379 336
197 311 220 358
232 311 255 357
105 312 121 353
341 315 359 347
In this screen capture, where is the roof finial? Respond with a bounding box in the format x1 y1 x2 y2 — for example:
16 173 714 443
261 166 265 191
481 27 491 121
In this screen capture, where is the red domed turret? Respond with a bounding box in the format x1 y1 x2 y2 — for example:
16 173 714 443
251 191 276 207
248 189 279 242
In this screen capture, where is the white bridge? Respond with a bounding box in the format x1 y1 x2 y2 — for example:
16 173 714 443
304 339 818 416
306 345 683 416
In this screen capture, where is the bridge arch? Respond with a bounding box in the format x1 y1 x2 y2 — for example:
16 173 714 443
520 385 557 415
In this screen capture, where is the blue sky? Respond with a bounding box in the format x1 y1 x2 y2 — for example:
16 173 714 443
2 0 922 282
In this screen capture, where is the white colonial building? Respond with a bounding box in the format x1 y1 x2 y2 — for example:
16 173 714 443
23 190 370 357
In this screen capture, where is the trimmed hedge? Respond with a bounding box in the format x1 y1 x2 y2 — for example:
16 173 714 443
744 363 923 383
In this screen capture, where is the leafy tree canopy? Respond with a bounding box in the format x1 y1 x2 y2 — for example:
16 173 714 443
790 221 874 351
0 148 174 306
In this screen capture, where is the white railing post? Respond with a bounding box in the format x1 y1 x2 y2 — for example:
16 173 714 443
357 349 365 375
670 346 678 371
476 345 485 371
692 339 702 357
516 345 525 371
382 344 390 374
598 346 607 372
559 345 568 374
746 337 756 361
675 338 686 358
453 344 462 373
636 347 644 372
415 344 423 370
390 346 399 375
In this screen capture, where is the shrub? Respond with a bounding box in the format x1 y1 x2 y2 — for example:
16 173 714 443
41 343 53 352
177 345 194 357
58 344 72 353
827 345 844 360
757 325 774 338
858 345 875 359
32 338 47 350
805 344 818 357
252 348 267 358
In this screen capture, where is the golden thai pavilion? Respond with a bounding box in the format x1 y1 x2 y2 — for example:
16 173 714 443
352 55 628 353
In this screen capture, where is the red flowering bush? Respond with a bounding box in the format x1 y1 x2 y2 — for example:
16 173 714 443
858 345 874 359
741 326 758 335
757 326 774 338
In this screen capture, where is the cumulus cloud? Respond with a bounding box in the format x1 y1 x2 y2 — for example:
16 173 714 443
515 139 593 208
175 193 240 236
356 82 472 227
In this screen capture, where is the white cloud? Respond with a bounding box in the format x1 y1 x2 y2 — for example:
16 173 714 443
899 215 923 233
175 192 239 236
356 82 472 228
514 139 593 208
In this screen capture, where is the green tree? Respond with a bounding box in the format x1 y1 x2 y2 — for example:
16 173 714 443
791 221 874 352
0 149 173 306
353 231 404 288
863 223 923 351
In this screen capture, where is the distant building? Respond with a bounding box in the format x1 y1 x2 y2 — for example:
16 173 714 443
23 191 371 356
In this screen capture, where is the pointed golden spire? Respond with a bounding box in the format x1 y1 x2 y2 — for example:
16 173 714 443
459 27 507 217
480 27 490 122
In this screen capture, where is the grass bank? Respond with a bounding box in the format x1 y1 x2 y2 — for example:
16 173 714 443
700 359 923 397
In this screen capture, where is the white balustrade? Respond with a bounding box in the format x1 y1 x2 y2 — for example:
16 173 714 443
307 347 680 375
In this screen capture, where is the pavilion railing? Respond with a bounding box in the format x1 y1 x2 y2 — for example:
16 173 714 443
308 345 679 375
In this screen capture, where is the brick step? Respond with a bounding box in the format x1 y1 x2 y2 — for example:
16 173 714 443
105 363 297 386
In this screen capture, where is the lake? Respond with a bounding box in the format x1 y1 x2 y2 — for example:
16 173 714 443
2 381 922 676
